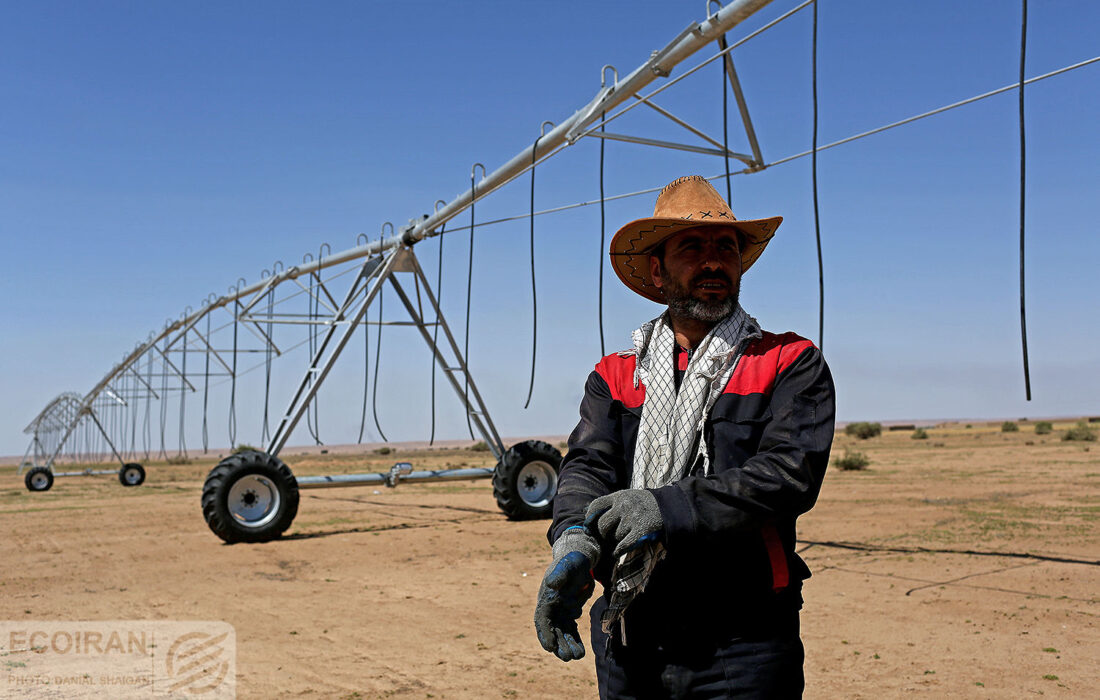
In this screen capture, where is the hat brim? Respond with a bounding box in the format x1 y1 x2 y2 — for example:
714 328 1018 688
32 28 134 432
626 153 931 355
609 215 782 303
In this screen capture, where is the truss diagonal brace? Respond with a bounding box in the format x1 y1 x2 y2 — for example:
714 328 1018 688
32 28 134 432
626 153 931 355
588 130 754 164
267 252 392 456
152 343 197 393
717 34 764 169
387 254 505 460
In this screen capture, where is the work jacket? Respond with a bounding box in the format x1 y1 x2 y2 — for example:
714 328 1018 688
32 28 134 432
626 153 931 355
550 330 835 640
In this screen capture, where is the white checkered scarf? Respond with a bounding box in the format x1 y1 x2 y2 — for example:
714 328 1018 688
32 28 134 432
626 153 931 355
631 305 759 488
602 306 761 639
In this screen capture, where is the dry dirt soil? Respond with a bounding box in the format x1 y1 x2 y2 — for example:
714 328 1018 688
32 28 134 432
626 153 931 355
1 420 1097 698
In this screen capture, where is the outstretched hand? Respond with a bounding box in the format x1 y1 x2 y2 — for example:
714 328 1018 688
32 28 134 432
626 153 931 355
534 551 595 661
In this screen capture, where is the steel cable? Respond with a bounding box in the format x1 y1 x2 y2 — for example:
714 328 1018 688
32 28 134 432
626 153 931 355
425 45 1095 242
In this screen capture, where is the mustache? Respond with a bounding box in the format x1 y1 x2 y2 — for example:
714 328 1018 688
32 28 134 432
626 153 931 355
691 272 733 286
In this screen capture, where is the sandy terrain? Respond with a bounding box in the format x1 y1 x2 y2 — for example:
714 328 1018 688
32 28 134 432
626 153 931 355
1 420 1096 698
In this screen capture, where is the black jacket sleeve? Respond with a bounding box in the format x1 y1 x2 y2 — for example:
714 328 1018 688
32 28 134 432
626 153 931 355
650 345 835 548
547 370 627 544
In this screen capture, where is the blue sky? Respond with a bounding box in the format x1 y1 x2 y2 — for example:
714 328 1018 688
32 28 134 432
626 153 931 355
2 0 1098 457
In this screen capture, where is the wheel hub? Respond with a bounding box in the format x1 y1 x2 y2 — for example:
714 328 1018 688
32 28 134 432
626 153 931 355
226 474 281 528
516 460 557 508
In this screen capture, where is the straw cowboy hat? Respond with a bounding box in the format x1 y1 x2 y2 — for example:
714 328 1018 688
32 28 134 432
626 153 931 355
609 175 782 303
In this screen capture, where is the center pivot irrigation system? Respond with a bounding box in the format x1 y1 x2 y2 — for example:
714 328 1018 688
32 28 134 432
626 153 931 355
19 0 1095 544
20 0 782 543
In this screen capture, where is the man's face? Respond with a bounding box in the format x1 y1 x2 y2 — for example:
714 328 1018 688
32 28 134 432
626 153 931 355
649 226 742 323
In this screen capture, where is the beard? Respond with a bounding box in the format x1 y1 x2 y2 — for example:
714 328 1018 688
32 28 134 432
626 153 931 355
661 268 740 323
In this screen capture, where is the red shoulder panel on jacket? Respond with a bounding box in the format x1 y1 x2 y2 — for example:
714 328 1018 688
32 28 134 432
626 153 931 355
595 353 645 408
723 332 815 396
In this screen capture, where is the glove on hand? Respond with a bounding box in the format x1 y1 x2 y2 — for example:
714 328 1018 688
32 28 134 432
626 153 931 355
583 489 664 560
534 528 600 662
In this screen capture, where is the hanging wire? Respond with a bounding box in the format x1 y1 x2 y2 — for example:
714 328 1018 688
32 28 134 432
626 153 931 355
310 257 321 442
524 127 550 409
812 0 825 350
305 253 320 444
107 399 116 463
261 269 274 445
143 349 152 460
430 202 447 445
597 112 607 357
357 280 370 443
464 165 485 439
721 23 733 204
228 280 243 449
1019 0 1032 400
371 274 388 442
356 239 371 444
201 307 211 453
158 338 169 460
129 364 138 459
596 64 615 360
312 244 330 443
177 324 188 457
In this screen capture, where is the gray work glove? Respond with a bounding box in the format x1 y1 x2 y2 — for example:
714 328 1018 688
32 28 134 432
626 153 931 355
583 489 664 560
534 528 601 661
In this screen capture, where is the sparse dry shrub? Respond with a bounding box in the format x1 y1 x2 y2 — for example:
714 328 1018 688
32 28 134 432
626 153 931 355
1061 421 1096 442
834 449 870 471
845 422 882 439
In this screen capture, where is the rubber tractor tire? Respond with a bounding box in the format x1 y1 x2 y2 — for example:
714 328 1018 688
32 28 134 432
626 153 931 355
201 450 300 544
25 466 54 492
118 463 145 487
492 439 561 520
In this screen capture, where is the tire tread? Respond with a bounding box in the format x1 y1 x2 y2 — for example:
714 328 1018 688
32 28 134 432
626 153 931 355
201 451 299 543
492 440 560 520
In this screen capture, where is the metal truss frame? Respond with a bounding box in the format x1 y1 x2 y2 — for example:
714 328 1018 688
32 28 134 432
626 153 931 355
265 246 504 460
20 0 777 474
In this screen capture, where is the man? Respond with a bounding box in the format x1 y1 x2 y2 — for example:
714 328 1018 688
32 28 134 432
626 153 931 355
534 175 835 698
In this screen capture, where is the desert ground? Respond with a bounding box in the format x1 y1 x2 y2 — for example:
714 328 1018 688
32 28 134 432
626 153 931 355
1 419 1096 698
